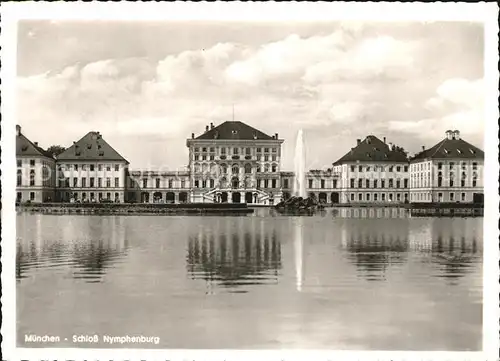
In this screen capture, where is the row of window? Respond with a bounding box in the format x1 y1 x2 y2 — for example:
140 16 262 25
349 179 409 189
194 146 278 154
67 192 121 201
348 192 407 202
410 192 468 202
436 179 478 187
17 159 37 167
60 177 121 188
193 154 278 161
192 164 279 174
190 178 280 189
436 162 478 170
142 179 182 189
58 164 121 172
349 165 409 173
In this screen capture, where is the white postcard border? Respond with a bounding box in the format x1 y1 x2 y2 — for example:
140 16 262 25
1 2 499 361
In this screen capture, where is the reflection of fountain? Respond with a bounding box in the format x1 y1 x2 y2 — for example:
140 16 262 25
294 217 304 292
275 130 322 213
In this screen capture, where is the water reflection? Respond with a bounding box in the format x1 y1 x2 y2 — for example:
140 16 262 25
186 219 282 292
340 219 409 281
294 217 304 292
16 215 129 283
332 207 408 219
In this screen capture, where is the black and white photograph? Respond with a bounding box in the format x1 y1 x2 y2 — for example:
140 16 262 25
1 2 499 361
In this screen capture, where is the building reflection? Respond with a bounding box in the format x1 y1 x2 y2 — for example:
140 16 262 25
186 219 282 291
332 207 409 219
409 218 482 282
16 215 129 283
340 218 410 281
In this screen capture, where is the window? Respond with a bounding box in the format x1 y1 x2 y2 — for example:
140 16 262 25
271 165 277 172
194 180 199 188
272 155 277 161
264 155 269 161
449 162 455 170
461 179 466 187
257 148 262 153
106 165 111 171
397 193 401 202
382 193 386 201
115 178 119 188
264 179 269 188
106 192 111 200
181 180 185 188
358 166 362 172
404 165 408 172
389 166 393 172
98 164 102 171
221 147 226 155
333 180 337 189
366 193 371 201
272 148 277 153
30 159 35 167
194 155 199 161
245 164 252 174
358 193 363 201
284 179 289 189
202 155 207 161
90 177 95 187
156 178 160 188
202 147 207 152
210 147 215 153
358 179 363 188
30 192 35 201
209 155 214 161
350 179 355 188
309 179 313 188
374 193 378 201
366 166 371 172
396 166 401 172
350 194 355 201
233 147 239 155
202 180 207 188
461 162 467 170
168 179 173 188
232 165 239 174
321 179 325 189
373 180 378 188
264 148 269 153
450 172 454 187
388 193 393 201
450 192 455 201
90 192 95 200
17 170 22 186
90 165 95 171
404 179 408 188
272 179 277 188
82 178 87 187
350 166 355 172
257 179 262 188
17 160 22 168
143 179 148 188
365 179 370 188
81 164 86 171
461 193 466 201
74 178 78 187
30 170 35 186
472 162 477 170
389 179 393 188
115 165 119 171
396 180 400 188
381 180 385 188
246 148 251 155
438 192 443 201
438 162 443 170
438 173 443 187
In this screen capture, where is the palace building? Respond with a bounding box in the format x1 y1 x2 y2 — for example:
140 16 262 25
332 135 410 204
127 170 191 204
16 125 57 203
186 121 284 204
409 130 484 203
55 131 130 203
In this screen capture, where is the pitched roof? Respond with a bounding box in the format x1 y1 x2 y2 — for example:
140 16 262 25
16 131 54 160
333 135 408 165
57 131 129 163
194 121 275 140
410 137 484 162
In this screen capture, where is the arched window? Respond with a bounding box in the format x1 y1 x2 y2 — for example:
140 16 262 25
232 164 239 174
201 163 208 173
193 163 201 173
244 163 252 174
264 163 270 173
221 163 228 174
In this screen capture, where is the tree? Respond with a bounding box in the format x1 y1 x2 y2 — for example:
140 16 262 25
46 145 66 158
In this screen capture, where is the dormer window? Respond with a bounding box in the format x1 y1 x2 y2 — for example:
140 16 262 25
87 144 92 149
443 149 449 154
21 145 28 151
469 149 475 154
231 130 238 135
98 151 104 156
97 144 102 149
457 149 461 154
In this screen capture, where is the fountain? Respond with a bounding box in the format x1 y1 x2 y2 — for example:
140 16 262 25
275 129 321 213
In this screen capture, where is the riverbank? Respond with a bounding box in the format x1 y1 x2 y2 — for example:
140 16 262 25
16 202 254 215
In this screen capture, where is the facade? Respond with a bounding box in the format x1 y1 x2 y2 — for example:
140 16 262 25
15 121 484 206
186 121 284 205
332 135 410 204
55 131 130 203
409 130 484 203
16 125 56 203
127 170 191 203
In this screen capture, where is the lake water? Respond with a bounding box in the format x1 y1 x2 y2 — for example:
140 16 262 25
16 208 483 350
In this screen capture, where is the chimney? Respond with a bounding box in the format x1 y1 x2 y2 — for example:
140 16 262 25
422 145 425 151
16 125 21 136
275 133 278 139
210 122 214 129
383 136 386 144
388 142 393 150
205 125 209 132
191 133 194 139
34 142 38 146
445 130 453 140
453 130 460 140
356 139 361 145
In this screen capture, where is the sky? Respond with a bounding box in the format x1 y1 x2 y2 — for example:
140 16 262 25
17 20 485 171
